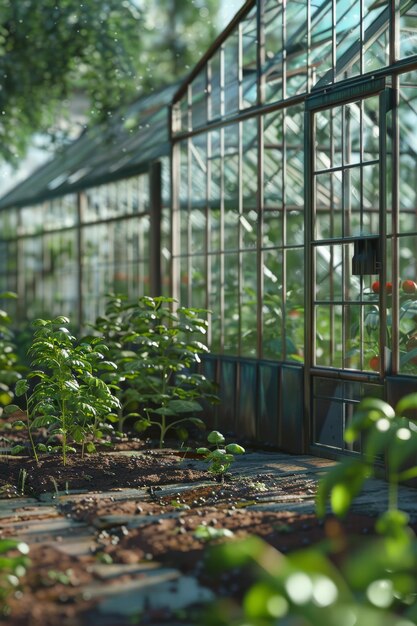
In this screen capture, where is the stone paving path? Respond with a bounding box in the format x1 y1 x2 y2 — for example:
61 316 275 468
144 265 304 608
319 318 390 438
2 451 417 623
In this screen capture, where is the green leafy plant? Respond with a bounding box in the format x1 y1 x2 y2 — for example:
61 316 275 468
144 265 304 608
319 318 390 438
0 292 23 412
204 532 417 626
199 394 417 625
0 539 29 616
317 394 417 528
197 430 245 477
87 295 218 447
6 316 120 465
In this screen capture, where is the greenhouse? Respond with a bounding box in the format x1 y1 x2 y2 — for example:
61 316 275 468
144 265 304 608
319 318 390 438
2 0 417 457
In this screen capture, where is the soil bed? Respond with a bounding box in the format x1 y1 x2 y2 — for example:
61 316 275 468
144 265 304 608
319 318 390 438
0 446 382 626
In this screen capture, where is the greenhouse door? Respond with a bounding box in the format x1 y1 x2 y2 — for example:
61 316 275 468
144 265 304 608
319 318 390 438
305 80 389 455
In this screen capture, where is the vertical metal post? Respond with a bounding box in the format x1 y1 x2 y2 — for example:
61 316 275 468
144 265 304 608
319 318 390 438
379 90 389 377
303 107 314 453
76 192 83 329
16 209 25 323
389 81 399 374
149 161 162 297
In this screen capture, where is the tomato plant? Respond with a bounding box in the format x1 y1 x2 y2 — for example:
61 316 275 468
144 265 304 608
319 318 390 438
7 316 120 465
87 295 218 447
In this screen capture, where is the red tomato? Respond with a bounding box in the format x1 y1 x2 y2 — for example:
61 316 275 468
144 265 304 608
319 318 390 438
371 281 380 293
369 356 380 371
402 279 417 294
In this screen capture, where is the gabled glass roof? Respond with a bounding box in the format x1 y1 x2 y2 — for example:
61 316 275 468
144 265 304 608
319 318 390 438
0 83 177 210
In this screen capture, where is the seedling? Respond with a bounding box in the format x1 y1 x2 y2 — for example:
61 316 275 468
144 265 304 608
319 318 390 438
194 524 234 542
17 468 27 495
197 430 245 479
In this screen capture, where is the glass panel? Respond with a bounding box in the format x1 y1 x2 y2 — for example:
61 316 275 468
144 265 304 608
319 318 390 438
224 28 240 115
43 230 78 319
84 176 149 223
285 106 305 211
262 0 284 104
363 96 380 162
399 73 417 235
310 0 333 84
191 134 207 205
241 251 257 357
180 256 189 306
315 171 343 239
224 125 239 251
161 208 171 297
315 245 344 302
263 210 283 248
262 248 283 360
241 6 258 109
400 0 417 58
20 204 44 235
399 234 417 375
0 208 18 239
336 0 360 62
286 209 304 245
191 69 207 129
362 163 379 228
191 208 206 254
224 252 239 354
363 22 389 73
285 247 305 362
286 0 308 96
315 304 343 368
44 195 77 231
191 254 206 309
176 93 189 133
242 118 258 208
21 236 44 318
264 111 284 208
209 254 222 352
344 101 361 166
209 51 222 121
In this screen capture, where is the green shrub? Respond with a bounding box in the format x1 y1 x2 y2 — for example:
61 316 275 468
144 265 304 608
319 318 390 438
87 294 218 447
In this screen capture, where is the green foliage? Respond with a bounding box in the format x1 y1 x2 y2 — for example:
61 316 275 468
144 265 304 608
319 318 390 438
204 532 417 626
204 395 417 625
0 0 219 164
317 394 417 518
0 539 29 615
0 293 22 412
197 430 245 476
87 294 218 447
11 315 120 465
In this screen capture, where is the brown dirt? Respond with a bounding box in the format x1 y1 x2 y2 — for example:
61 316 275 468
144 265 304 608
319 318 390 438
0 447 380 626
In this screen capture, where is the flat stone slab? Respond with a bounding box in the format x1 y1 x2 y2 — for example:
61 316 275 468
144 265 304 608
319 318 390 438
92 511 181 530
87 568 214 615
1 515 88 540
90 561 161 580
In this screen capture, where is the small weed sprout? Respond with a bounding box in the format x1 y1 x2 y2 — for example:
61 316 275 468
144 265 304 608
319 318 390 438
197 430 245 478
17 468 27 495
